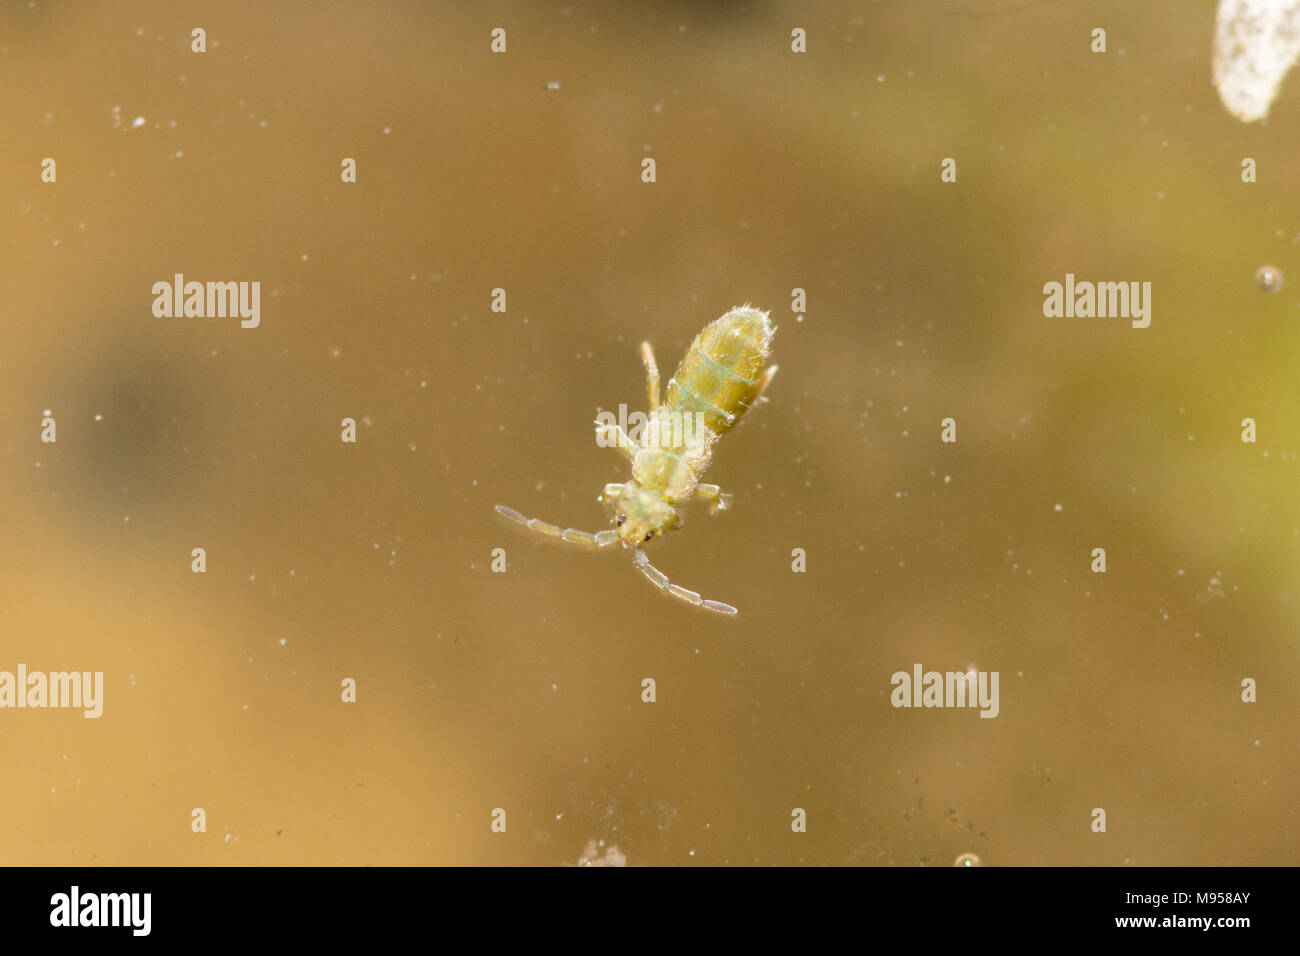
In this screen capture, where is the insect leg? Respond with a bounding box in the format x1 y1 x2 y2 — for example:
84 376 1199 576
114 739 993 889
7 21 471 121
630 549 738 616
599 482 627 502
640 341 660 411
593 420 638 461
494 504 619 547
694 483 735 515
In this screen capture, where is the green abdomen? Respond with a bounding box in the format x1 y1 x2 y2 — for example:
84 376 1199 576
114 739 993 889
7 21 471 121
664 306 774 436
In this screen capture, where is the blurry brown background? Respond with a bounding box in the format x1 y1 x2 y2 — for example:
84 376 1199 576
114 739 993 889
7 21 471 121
1 0 1296 865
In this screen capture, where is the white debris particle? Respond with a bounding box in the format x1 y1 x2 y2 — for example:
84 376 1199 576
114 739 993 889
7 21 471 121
1213 0 1300 122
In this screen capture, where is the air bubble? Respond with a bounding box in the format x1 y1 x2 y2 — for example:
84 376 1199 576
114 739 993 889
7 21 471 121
1255 265 1283 292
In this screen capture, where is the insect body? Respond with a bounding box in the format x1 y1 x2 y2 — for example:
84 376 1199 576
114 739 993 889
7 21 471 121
495 305 777 615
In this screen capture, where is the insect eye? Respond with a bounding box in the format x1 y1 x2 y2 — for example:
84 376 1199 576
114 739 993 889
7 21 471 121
617 514 626 526
644 531 655 541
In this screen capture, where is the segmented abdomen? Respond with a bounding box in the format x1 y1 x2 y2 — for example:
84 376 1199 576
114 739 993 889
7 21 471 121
664 306 774 436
